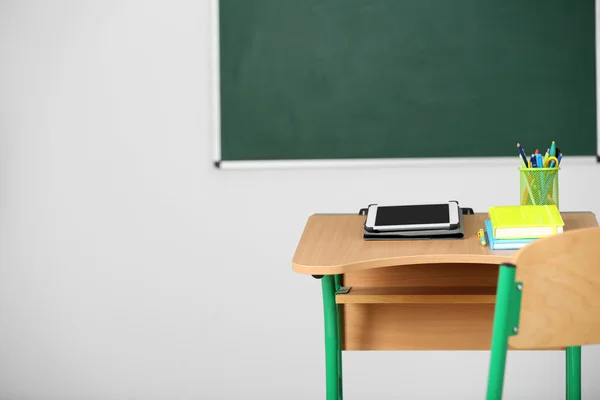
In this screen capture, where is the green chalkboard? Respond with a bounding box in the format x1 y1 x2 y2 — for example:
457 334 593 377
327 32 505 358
219 0 596 162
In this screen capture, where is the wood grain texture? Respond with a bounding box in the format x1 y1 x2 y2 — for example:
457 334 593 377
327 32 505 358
509 227 600 349
342 304 563 350
336 286 496 304
342 303 497 350
342 263 499 287
292 212 598 275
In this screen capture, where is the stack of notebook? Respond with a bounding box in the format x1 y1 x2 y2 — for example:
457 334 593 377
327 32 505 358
484 205 565 250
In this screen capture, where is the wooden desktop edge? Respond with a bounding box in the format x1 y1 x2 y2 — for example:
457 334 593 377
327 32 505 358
293 253 512 275
291 211 598 276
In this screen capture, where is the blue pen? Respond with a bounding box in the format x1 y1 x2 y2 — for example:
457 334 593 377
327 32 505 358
537 153 546 197
517 143 528 167
558 153 562 165
529 154 541 200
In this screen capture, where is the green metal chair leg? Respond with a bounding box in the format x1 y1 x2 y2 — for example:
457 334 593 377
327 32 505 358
322 275 340 400
486 264 517 400
566 346 581 400
336 306 343 400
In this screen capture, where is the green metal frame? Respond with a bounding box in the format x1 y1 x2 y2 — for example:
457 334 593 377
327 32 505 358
486 263 521 400
566 346 581 400
319 265 584 399
321 275 343 400
486 263 582 400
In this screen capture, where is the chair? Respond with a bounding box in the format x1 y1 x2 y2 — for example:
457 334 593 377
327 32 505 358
486 227 600 399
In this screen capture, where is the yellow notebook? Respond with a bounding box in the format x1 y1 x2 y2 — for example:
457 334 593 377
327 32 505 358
488 205 564 239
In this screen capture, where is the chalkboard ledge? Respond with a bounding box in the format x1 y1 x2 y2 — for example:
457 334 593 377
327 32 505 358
214 156 599 170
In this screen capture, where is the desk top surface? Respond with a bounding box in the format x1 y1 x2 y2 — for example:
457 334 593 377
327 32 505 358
292 212 598 275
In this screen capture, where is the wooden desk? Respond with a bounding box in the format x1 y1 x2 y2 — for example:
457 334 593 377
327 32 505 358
292 212 598 399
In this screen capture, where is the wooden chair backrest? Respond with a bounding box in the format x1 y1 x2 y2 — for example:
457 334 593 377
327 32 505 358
509 227 600 349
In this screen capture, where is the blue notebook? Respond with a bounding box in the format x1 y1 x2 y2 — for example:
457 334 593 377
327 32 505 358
484 220 536 250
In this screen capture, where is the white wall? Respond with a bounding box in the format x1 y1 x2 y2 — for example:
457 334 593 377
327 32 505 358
1 1 599 399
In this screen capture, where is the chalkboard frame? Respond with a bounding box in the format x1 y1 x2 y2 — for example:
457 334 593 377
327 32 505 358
211 0 600 169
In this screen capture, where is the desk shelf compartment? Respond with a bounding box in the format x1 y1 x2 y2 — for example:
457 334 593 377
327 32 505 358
338 264 500 350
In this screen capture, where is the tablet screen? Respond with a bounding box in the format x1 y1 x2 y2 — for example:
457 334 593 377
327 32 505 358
375 204 450 226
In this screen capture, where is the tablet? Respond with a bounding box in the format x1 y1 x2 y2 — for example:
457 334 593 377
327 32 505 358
364 202 460 232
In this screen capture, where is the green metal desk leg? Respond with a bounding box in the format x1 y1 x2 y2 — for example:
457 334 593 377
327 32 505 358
334 275 343 400
322 275 340 400
566 346 581 400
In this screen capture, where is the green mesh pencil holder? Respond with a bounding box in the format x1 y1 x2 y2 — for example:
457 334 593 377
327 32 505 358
519 167 559 207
